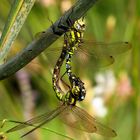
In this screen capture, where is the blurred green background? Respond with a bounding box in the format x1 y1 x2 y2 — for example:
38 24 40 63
0 0 139 140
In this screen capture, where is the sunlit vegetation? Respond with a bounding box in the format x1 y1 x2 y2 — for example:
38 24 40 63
0 0 139 140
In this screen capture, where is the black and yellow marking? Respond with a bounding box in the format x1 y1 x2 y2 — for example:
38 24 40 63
4 16 118 136
52 38 69 102
52 18 86 104
64 18 86 101
65 18 85 76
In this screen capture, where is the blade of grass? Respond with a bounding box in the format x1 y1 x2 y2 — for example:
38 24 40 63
0 0 36 64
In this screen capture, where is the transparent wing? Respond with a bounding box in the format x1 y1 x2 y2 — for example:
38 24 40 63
60 105 97 133
28 40 131 69
0 119 73 140
34 32 132 69
72 106 117 137
75 41 132 67
6 104 117 137
60 105 116 137
6 105 66 133
35 32 132 57
80 41 131 56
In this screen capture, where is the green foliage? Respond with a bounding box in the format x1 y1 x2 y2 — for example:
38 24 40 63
0 0 139 140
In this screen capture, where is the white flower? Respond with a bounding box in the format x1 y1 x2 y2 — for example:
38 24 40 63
92 97 107 117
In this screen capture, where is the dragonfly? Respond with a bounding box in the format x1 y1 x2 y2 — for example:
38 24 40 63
5 44 117 137
3 17 131 138
51 16 132 102
4 36 117 137
5 17 130 138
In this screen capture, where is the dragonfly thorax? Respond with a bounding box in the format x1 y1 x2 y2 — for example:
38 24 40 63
69 74 86 102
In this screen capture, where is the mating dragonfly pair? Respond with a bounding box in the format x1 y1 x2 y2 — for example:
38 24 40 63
1 15 131 138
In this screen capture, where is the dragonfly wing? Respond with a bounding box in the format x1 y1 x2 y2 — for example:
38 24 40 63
72 52 114 70
6 105 66 133
72 106 117 137
19 105 68 138
75 41 131 67
60 105 97 133
79 41 132 56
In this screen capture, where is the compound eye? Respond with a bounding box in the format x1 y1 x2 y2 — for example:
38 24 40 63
81 95 85 100
78 95 85 101
76 24 81 30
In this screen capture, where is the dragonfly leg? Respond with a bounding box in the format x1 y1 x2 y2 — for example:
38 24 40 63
57 7 75 30
60 71 71 89
52 8 75 36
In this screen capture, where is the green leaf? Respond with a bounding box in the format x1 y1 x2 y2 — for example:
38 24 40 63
0 0 36 64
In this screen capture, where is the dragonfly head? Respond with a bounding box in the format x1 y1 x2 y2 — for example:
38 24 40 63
74 18 86 33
